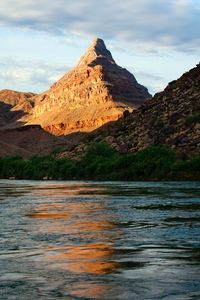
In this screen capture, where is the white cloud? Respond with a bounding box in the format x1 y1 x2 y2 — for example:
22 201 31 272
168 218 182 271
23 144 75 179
0 0 199 52
127 67 166 95
0 57 69 92
0 1 199 95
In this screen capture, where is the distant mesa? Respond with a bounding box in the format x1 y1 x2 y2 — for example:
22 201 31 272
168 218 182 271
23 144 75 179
0 37 151 136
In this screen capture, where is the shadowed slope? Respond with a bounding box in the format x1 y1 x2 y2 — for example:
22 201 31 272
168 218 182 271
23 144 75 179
67 62 200 156
0 125 85 158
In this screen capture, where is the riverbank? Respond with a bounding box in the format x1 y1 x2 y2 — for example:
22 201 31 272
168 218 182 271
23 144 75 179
0 143 200 181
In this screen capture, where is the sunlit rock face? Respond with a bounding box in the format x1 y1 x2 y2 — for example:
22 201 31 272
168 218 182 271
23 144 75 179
26 38 151 135
0 89 36 128
0 89 35 112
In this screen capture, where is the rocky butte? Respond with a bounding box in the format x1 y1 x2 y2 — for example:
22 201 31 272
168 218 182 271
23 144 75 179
22 38 151 135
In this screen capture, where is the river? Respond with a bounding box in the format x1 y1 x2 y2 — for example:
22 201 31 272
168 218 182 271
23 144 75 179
0 180 200 299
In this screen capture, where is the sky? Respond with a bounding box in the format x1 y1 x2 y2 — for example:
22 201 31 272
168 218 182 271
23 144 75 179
0 0 200 95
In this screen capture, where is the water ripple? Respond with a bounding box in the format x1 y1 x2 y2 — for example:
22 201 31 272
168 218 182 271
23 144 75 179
0 180 200 299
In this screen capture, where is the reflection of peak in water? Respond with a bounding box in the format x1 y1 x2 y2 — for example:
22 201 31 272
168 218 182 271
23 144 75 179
25 198 122 276
43 243 119 275
26 211 71 219
25 198 122 277
26 200 107 218
25 200 119 238
1 181 200 300
70 281 117 300
31 182 109 197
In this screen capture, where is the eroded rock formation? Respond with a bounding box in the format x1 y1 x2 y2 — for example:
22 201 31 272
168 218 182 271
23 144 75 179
0 89 36 128
25 38 151 134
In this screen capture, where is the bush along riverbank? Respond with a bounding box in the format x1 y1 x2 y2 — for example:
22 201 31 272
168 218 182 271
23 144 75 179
0 143 200 180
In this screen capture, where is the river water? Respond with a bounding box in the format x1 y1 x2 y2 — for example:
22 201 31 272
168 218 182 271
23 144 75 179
0 180 200 300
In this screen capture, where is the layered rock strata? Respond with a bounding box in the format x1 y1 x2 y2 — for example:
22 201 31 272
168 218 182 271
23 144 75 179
25 38 151 135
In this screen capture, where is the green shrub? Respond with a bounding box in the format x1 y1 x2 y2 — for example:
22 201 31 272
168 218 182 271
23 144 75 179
0 143 199 180
185 113 200 125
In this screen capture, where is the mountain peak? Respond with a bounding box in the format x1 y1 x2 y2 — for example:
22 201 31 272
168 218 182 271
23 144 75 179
22 37 151 136
91 37 105 47
77 37 115 67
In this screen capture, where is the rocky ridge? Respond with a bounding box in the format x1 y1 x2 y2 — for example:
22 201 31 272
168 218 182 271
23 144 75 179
66 62 200 158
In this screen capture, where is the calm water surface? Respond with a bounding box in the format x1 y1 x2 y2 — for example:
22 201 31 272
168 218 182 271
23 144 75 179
0 180 200 300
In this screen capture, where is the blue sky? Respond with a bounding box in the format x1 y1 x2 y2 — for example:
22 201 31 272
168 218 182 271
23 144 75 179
0 0 200 95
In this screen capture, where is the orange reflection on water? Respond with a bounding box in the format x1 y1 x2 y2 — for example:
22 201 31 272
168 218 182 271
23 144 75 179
26 201 102 220
27 201 105 218
26 211 71 219
72 219 115 233
26 202 116 236
46 243 119 275
26 199 121 278
33 184 106 198
69 281 117 299
26 203 72 219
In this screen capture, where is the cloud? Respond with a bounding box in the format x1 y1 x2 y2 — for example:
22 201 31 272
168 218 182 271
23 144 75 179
0 56 166 95
0 55 166 95
0 0 199 52
0 57 69 92
127 67 166 95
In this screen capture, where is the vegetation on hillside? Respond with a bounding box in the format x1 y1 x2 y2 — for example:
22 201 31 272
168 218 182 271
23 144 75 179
0 142 199 180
